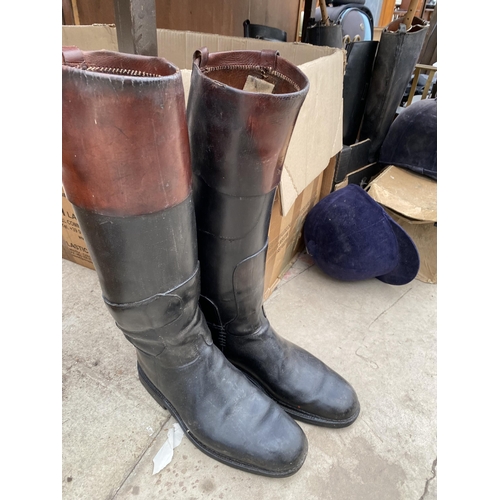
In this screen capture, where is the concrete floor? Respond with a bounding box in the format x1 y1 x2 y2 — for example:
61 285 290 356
62 251 437 500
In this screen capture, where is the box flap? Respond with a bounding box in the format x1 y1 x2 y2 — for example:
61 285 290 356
367 166 437 223
279 52 343 216
62 25 343 216
62 24 119 51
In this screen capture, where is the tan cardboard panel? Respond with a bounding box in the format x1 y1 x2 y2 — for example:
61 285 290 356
278 51 343 215
385 208 437 284
367 165 437 223
62 189 95 271
155 29 336 70
62 24 118 51
264 173 323 299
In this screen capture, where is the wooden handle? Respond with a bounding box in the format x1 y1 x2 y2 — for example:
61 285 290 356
319 0 331 26
404 0 419 30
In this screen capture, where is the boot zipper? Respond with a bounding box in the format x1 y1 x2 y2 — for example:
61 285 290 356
84 65 163 78
211 324 227 353
201 64 300 92
62 47 164 77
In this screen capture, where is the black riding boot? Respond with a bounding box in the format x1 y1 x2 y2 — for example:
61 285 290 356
62 46 307 477
187 48 360 428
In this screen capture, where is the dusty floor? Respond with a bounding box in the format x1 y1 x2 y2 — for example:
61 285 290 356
62 251 437 500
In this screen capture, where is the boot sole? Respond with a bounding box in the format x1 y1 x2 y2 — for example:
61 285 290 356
137 363 306 478
238 368 360 428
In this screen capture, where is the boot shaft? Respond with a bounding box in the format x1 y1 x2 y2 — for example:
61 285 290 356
62 46 191 217
185 49 360 430
72 202 198 322
187 48 309 197
187 48 309 333
62 47 203 356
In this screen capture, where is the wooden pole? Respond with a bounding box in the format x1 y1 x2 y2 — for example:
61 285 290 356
318 0 331 26
70 0 80 25
113 0 158 56
378 0 397 28
404 0 419 30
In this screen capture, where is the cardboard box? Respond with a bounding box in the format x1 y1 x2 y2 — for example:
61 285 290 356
264 158 335 299
366 165 437 284
61 25 344 295
62 187 95 270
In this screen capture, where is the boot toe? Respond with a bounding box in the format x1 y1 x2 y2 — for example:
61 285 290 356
316 374 360 425
188 400 308 477
281 362 360 427
256 404 308 475
225 330 360 428
146 343 309 477
191 379 309 476
205 375 309 476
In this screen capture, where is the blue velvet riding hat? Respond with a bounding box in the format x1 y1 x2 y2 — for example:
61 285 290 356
379 98 437 180
304 184 420 285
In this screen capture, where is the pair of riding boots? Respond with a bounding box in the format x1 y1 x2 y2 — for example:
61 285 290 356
62 45 360 477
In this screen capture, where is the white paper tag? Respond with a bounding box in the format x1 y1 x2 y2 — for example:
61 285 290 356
242 75 275 94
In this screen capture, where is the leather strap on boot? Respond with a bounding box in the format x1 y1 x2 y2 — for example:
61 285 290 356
62 46 86 68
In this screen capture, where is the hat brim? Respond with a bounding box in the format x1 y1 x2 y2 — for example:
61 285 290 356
376 218 420 285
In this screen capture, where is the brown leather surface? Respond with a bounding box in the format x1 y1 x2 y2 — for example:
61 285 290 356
387 15 427 32
62 48 191 216
194 48 308 95
62 46 178 76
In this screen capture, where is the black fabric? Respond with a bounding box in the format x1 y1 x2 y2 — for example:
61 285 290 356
304 23 343 48
401 72 437 105
243 19 287 42
329 0 366 5
359 18 429 162
343 40 378 144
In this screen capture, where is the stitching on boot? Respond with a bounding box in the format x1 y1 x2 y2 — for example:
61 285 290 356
201 64 300 92
85 65 163 77
212 324 227 352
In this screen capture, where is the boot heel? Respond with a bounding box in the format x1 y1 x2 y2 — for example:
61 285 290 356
137 363 171 412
